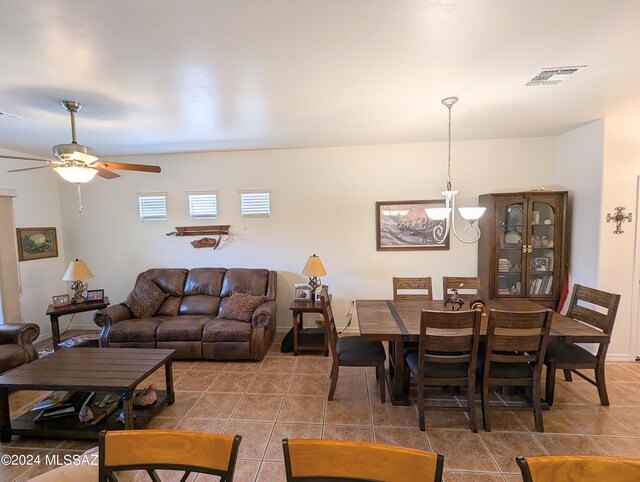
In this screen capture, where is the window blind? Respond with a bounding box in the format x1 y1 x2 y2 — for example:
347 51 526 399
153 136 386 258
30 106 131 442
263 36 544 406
188 192 218 219
138 193 167 220
240 191 271 217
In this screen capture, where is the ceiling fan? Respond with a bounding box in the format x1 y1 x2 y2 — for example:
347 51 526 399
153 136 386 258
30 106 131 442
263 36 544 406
0 100 161 183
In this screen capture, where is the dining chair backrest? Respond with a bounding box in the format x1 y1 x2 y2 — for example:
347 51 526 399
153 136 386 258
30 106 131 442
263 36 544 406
99 429 242 482
282 438 444 482
319 287 339 365
393 277 433 301
566 284 621 337
419 309 482 367
484 309 552 367
442 276 482 298
516 455 640 482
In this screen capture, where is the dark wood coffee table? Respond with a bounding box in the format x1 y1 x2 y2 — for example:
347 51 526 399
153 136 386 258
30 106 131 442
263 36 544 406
0 348 175 441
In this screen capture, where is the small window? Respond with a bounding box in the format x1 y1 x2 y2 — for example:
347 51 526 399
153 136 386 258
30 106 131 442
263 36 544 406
240 190 271 217
138 193 167 220
188 191 218 219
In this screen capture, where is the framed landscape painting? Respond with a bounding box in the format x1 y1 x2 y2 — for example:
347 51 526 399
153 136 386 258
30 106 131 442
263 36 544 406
376 200 450 251
16 227 58 261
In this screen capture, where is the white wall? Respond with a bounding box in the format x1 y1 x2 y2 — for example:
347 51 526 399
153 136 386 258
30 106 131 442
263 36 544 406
0 148 67 338
59 137 556 330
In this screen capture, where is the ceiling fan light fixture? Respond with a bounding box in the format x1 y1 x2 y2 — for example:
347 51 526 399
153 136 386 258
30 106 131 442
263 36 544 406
53 165 98 183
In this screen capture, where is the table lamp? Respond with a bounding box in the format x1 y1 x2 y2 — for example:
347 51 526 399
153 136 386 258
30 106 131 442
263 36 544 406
301 254 327 296
62 259 94 303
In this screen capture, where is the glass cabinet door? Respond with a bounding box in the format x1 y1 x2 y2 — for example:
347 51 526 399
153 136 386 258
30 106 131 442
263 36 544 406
495 198 525 297
528 201 556 297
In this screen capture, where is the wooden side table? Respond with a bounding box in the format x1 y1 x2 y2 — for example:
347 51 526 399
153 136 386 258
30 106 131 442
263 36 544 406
46 297 110 351
289 298 328 356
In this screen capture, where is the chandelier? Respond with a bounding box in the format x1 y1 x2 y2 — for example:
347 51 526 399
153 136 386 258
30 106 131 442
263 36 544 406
425 97 485 244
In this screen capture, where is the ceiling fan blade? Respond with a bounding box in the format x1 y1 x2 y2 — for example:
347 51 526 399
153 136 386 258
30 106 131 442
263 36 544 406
8 165 53 172
0 154 55 162
97 162 161 173
95 166 121 179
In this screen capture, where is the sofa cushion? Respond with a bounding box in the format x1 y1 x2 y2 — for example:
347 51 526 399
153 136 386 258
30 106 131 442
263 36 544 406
143 268 188 297
156 296 181 316
218 292 265 321
221 268 269 297
125 276 167 318
179 295 221 316
156 316 213 341
0 344 27 374
109 318 165 343
184 268 226 296
202 319 252 343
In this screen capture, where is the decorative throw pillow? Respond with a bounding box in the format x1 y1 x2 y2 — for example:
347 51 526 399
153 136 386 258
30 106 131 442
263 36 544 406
219 291 266 321
125 275 167 318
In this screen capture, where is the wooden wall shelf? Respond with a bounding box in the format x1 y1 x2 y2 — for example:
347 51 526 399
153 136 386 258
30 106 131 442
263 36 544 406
166 225 230 237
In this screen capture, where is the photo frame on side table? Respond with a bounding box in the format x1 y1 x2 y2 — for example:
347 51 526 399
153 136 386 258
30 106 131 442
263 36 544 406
86 289 105 302
294 283 312 301
16 227 58 261
51 294 71 307
376 200 450 251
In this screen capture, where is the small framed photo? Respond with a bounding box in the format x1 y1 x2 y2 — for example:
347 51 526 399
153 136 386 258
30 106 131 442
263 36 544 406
294 283 312 301
534 257 550 272
86 289 104 302
51 293 71 307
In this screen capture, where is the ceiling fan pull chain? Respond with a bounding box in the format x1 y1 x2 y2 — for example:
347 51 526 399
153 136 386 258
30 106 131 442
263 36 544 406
77 184 83 212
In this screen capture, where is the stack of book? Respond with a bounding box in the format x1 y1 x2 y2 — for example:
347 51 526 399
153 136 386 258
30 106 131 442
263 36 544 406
32 391 93 421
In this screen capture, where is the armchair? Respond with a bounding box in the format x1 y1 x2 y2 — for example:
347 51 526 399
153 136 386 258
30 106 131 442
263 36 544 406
0 323 40 374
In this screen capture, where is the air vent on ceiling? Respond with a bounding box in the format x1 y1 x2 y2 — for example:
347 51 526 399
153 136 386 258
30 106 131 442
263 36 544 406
526 65 586 86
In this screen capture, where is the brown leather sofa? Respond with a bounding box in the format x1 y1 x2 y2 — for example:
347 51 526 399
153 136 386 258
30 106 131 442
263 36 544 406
0 323 40 374
93 268 277 360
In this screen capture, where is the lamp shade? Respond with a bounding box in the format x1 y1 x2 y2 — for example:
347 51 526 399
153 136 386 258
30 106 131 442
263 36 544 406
53 166 98 183
301 254 327 277
62 259 94 281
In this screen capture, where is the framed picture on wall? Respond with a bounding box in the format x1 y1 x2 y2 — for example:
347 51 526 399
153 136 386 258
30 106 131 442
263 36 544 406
16 227 58 261
376 200 450 251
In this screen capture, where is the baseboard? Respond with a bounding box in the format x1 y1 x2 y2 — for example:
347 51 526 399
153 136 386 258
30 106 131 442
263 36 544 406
606 353 636 362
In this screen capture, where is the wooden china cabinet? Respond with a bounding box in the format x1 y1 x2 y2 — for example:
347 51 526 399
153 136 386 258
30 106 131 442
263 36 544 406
477 191 568 309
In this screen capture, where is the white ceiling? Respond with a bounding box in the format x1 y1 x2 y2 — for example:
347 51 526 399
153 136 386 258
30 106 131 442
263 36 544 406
0 0 639 158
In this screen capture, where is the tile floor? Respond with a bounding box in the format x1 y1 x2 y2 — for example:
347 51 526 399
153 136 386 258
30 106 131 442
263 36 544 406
3 332 640 481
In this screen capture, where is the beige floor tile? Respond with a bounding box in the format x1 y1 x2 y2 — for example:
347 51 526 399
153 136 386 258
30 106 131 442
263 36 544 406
533 433 605 455
267 343 289 357
603 363 640 382
366 375 389 400
286 374 328 397
339 366 366 375
479 432 545 474
189 360 228 371
420 407 475 431
331 375 369 399
444 472 506 482
247 373 292 394
325 398 372 426
371 402 416 427
323 424 374 442
223 361 262 373
264 422 323 461
542 381 593 404
591 436 640 457
185 392 243 419
277 395 325 424
158 391 202 418
224 421 274 460
483 410 527 432
606 406 640 433
232 394 283 422
229 459 262 482
144 416 181 430
503 476 523 482
259 357 296 373
176 418 227 433
556 404 637 436
173 371 219 391
256 460 286 482
428 430 498 472
374 426 430 451
294 357 331 374
208 372 256 393
515 409 580 434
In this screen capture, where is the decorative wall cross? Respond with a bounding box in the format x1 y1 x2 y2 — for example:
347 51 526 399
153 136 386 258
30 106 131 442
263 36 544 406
606 206 633 234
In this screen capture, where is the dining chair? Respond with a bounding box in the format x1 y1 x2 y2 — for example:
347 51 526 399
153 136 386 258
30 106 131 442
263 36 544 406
544 284 621 406
393 277 433 300
319 287 386 402
282 438 444 482
405 309 482 431
481 309 552 432
442 276 482 299
98 429 242 482
516 455 640 482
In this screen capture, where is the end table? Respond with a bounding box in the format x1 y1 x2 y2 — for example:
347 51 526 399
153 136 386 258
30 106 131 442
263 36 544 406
46 297 110 350
289 298 328 356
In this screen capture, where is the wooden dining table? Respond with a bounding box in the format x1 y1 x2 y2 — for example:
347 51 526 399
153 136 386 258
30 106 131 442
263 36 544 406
356 298 608 405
